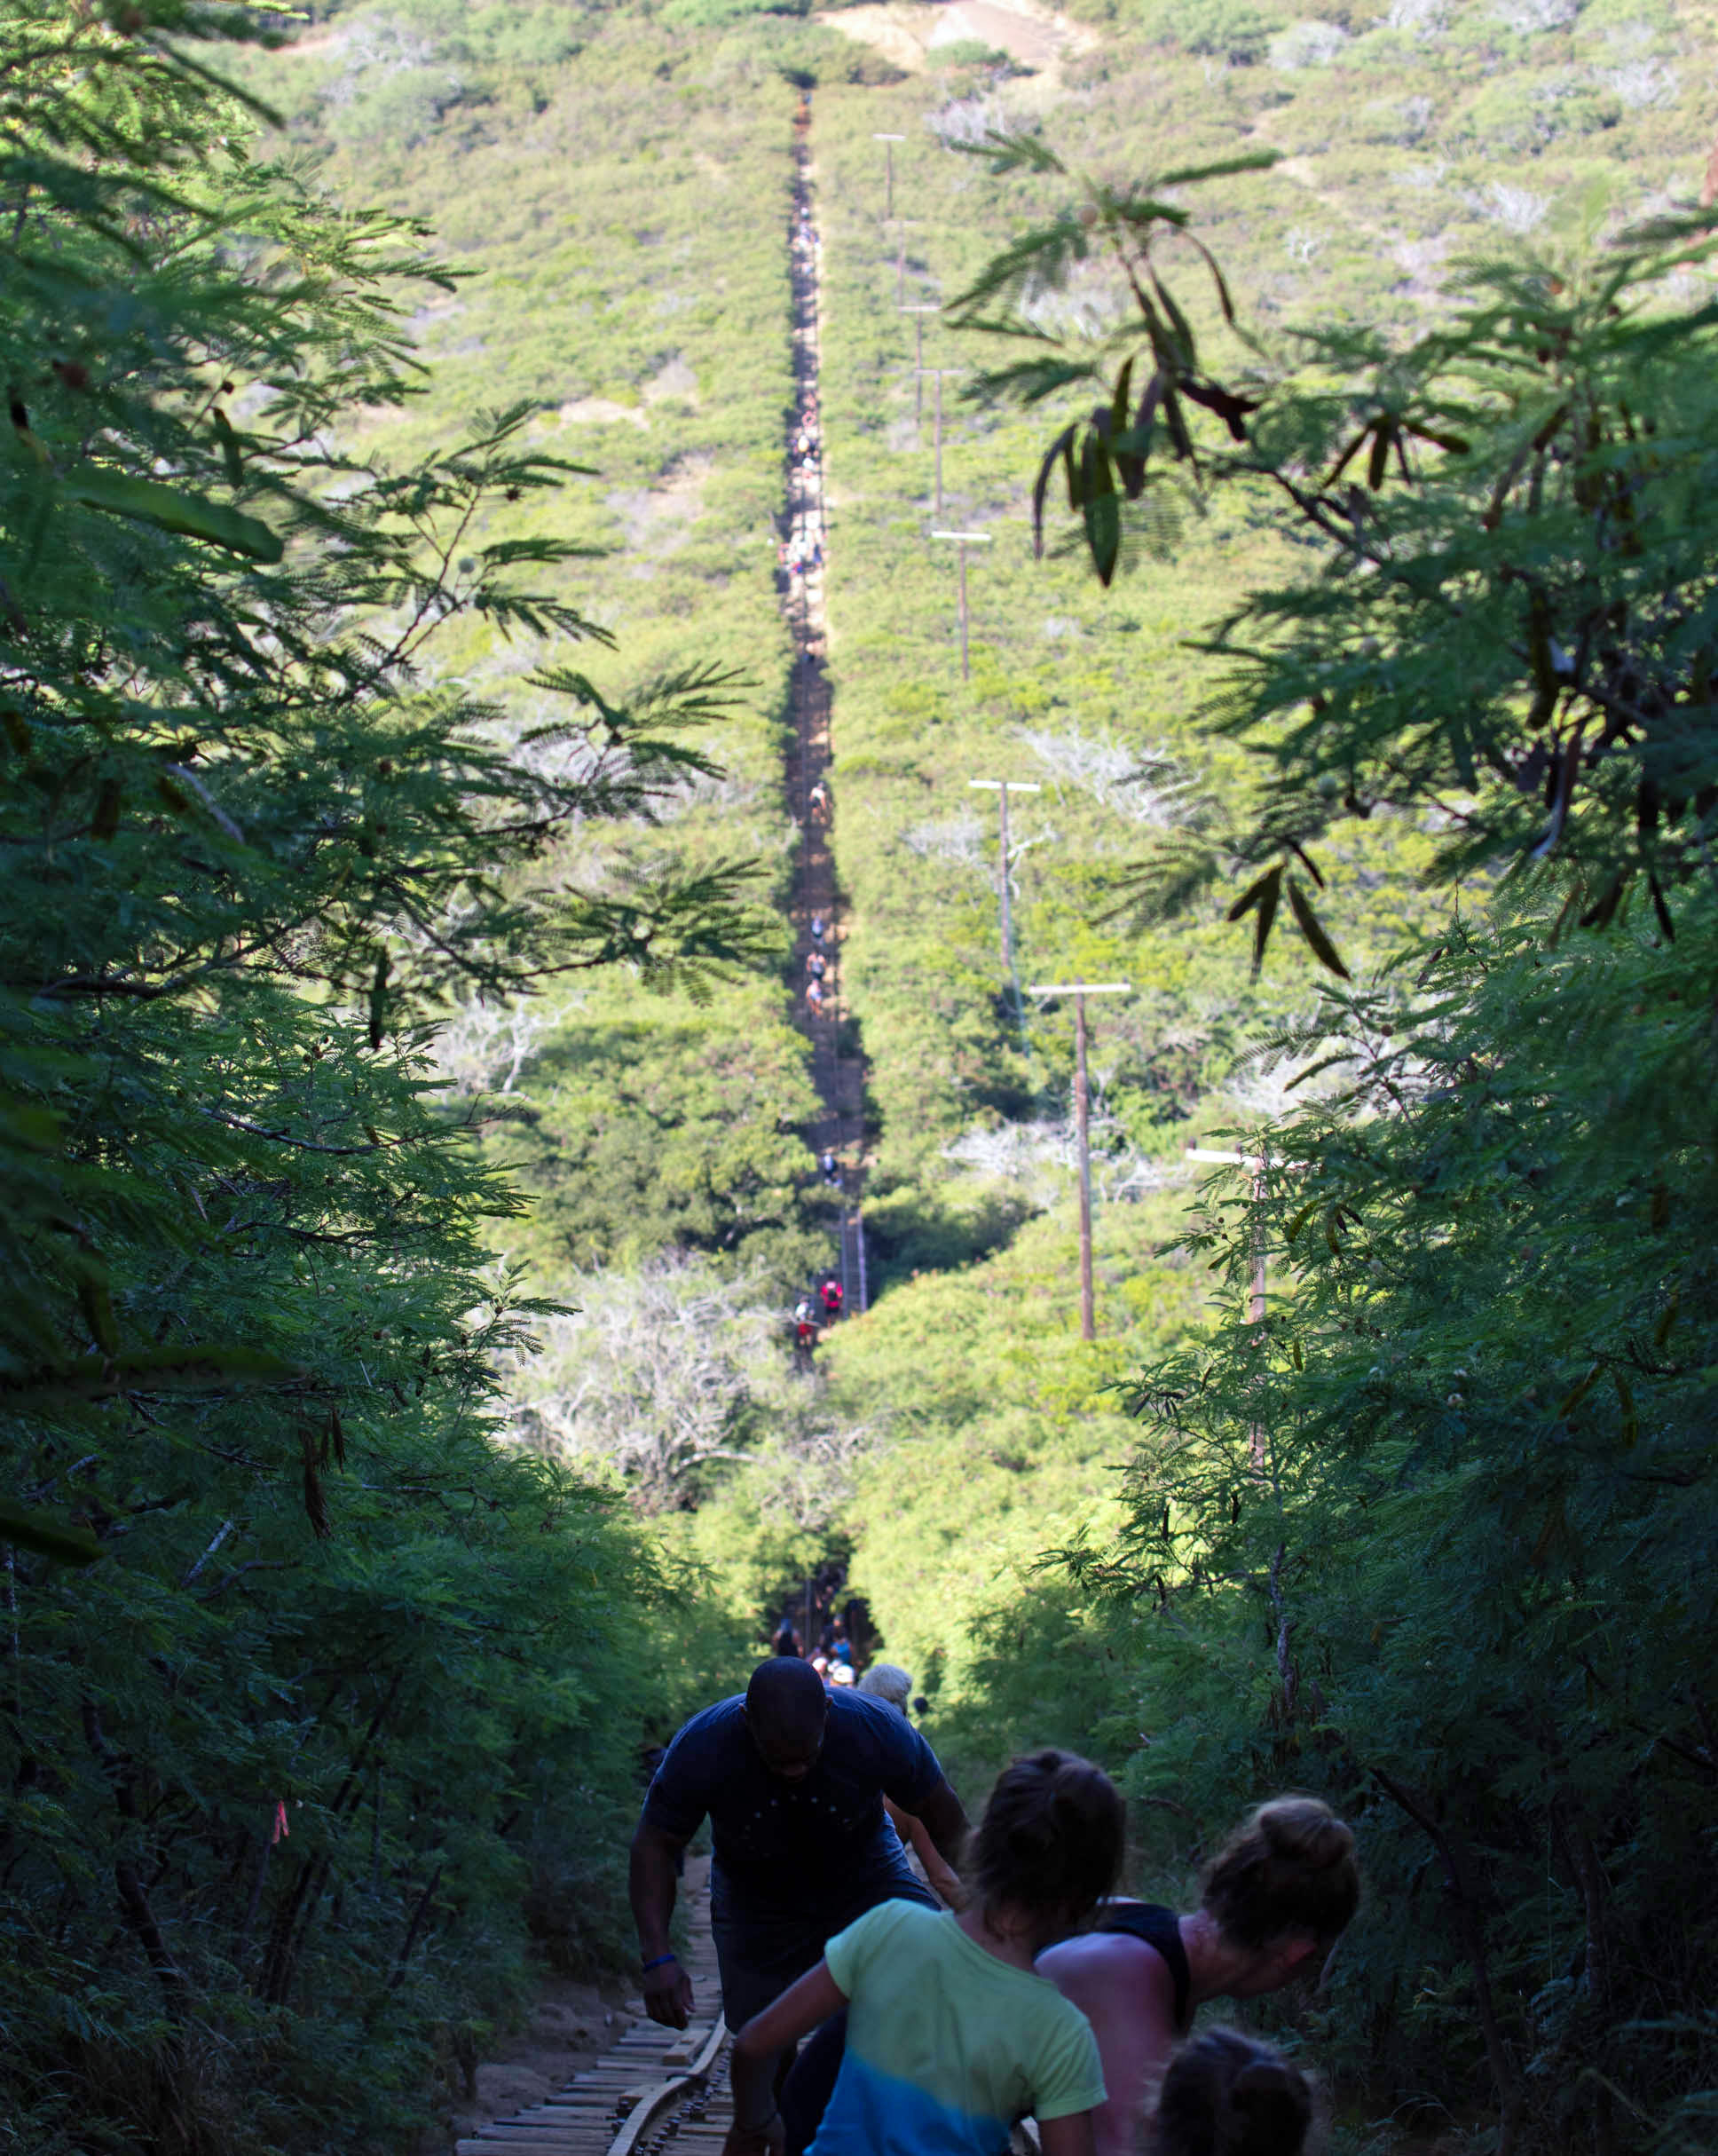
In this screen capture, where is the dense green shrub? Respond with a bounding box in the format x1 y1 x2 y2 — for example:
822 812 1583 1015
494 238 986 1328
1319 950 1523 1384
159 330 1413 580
1063 914 1718 2152
0 9 764 2149
951 124 1718 2150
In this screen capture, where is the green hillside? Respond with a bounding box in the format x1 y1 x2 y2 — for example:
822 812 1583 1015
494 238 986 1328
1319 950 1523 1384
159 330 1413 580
6 0 1718 2148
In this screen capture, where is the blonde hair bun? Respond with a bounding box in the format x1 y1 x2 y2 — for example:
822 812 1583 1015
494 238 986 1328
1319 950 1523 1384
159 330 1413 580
1201 1795 1359 1949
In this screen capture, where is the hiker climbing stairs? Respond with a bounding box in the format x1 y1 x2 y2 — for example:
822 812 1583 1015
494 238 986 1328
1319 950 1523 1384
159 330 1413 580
456 1865 732 2156
784 93 869 1316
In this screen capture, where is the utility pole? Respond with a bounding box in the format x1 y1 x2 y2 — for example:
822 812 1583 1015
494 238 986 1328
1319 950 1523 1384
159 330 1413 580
932 528 990 680
1188 1145 1270 1469
901 304 937 426
1028 983 1131 1342
922 368 966 517
871 131 904 221
968 778 1041 1050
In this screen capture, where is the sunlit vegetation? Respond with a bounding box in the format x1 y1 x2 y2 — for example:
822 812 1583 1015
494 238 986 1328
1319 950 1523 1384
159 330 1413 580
9 0 1718 2146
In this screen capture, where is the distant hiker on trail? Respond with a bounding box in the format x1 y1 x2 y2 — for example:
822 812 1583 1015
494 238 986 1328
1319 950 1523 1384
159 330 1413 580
856 1663 962 1909
773 1615 803 1658
806 951 825 981
821 1277 843 1322
808 779 829 822
820 1149 840 1187
807 978 825 1014
809 913 825 943
737 1749 1121 2156
1038 1796 1359 2156
630 1657 968 2065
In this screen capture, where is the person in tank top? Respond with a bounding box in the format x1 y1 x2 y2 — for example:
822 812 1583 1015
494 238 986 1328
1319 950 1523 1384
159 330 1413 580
1036 1797 1359 2156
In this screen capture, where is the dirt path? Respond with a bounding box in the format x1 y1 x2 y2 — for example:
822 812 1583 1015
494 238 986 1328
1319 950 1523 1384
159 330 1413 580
784 96 871 1316
453 1857 734 2156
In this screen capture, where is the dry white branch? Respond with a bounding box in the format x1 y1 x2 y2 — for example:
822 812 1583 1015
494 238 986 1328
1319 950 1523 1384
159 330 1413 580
1270 20 1350 70
900 815 989 869
1016 724 1187 826
432 998 552 1099
502 1255 778 1512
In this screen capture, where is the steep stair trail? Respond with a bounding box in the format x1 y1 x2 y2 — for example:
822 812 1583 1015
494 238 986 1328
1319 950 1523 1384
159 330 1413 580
458 108 862 2152
784 95 869 1315
456 1865 733 2156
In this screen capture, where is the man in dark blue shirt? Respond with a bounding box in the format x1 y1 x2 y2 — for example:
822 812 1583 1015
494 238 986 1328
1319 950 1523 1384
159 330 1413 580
629 1657 967 2041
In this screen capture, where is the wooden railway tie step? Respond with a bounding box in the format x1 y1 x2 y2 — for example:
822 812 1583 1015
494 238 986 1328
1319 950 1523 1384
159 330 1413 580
455 2015 729 2156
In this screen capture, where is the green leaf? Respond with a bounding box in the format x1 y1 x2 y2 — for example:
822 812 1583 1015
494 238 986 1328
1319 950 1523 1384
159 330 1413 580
1154 149 1281 189
77 1277 119 1356
211 407 244 488
1226 862 1282 922
369 949 390 1051
1286 876 1352 979
0 1500 102 1567
1285 1199 1320 1244
0 1347 303 1406
1558 1361 1604 1418
66 469 283 562
1084 486 1121 587
1612 1370 1639 1449
1110 355 1135 438
1033 424 1077 559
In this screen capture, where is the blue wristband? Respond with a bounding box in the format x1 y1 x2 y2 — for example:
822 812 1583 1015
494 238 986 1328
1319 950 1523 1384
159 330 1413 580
642 1952 677 1973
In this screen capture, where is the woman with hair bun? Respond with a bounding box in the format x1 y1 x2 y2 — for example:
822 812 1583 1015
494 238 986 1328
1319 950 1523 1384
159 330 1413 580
1037 1797 1358 2156
724 1749 1124 2156
1155 2029 1314 2156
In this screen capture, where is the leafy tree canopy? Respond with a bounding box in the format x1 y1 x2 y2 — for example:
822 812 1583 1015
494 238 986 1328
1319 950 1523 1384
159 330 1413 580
0 6 766 2147
955 131 1718 974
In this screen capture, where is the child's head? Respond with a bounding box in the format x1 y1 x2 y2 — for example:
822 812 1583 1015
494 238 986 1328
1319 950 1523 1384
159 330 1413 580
971 1749 1124 1939
1155 2030 1314 2156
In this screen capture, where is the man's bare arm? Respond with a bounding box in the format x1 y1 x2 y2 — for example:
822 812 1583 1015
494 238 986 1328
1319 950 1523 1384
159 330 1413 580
912 1777 970 1869
629 1819 695 2028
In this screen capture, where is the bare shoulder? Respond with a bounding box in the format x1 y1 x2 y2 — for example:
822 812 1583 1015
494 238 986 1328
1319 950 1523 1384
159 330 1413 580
1037 1931 1179 2016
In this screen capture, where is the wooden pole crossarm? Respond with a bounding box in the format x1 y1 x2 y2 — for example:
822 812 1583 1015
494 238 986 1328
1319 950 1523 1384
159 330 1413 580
933 534 990 678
